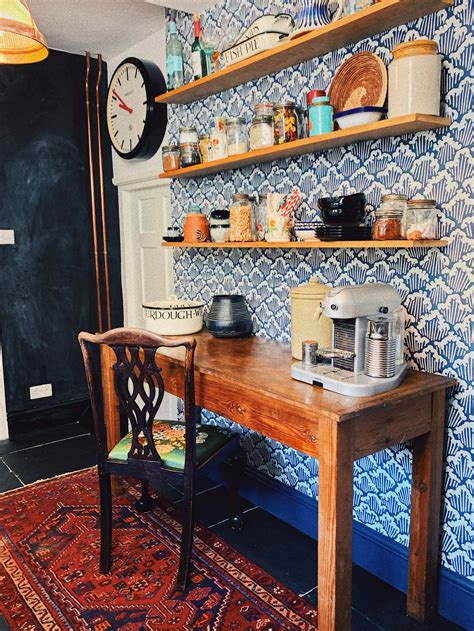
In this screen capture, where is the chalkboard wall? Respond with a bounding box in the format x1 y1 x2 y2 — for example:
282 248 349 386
0 49 123 415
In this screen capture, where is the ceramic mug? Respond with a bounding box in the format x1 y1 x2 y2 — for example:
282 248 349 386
292 0 343 36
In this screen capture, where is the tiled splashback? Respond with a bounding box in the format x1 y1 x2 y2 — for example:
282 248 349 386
169 0 473 581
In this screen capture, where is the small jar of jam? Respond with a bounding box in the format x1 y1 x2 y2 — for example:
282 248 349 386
162 145 180 172
373 208 404 240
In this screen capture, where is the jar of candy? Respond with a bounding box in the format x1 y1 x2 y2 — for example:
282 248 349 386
405 199 438 240
209 116 228 160
250 115 274 150
274 101 298 144
226 117 248 156
199 133 212 163
254 193 268 241
162 145 180 172
229 193 256 242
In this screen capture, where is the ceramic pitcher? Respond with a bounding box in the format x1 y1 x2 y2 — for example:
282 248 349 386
292 0 343 36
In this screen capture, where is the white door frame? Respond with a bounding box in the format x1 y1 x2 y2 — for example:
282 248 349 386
0 339 8 440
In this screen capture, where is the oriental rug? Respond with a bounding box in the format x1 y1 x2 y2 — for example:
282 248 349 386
0 468 317 630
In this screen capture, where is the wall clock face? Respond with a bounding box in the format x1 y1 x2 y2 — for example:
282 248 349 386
106 57 167 160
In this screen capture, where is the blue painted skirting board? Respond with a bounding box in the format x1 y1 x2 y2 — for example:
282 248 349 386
210 465 473 630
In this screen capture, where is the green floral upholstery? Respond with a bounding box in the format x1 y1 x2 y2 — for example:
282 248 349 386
108 420 230 470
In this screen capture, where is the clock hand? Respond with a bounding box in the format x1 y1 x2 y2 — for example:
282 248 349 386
113 89 133 114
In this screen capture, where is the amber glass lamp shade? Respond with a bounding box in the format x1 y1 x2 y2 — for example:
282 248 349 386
0 0 48 64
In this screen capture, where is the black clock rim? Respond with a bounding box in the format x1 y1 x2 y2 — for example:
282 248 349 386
107 57 167 160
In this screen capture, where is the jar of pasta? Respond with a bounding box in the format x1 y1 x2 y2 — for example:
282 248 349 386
274 101 298 144
228 193 256 242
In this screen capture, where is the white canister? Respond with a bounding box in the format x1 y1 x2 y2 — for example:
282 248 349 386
143 296 204 335
289 278 333 359
388 40 441 118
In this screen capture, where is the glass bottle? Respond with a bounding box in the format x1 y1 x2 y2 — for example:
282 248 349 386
229 193 256 242
191 14 207 81
166 19 184 90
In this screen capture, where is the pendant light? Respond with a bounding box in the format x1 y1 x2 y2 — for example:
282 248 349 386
0 0 48 64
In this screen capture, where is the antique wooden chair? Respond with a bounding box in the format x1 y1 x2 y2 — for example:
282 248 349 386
78 327 244 592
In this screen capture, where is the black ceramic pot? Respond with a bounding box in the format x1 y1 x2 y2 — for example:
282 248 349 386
317 192 366 226
206 295 252 338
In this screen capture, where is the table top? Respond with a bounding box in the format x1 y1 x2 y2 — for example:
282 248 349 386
158 330 455 423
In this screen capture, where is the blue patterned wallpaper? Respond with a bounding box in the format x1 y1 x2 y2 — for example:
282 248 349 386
169 0 473 582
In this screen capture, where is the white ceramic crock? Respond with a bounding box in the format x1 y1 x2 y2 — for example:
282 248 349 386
143 295 205 335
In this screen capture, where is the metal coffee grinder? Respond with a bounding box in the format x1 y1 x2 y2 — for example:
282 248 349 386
291 283 407 397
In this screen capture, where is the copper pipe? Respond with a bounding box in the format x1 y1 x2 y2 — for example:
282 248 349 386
95 53 112 330
85 51 103 332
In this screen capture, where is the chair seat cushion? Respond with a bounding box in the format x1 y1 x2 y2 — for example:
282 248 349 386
108 420 230 470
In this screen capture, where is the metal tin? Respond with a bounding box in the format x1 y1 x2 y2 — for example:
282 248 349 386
302 340 319 366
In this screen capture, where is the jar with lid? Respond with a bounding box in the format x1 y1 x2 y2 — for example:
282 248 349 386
308 95 333 136
405 199 438 240
183 204 210 242
199 133 212 163
179 126 199 144
228 193 256 242
254 193 268 241
209 116 228 160
388 39 441 118
373 208 404 240
226 117 248 156
162 145 180 172
250 115 274 150
289 277 333 359
209 209 230 242
179 126 201 167
274 101 298 144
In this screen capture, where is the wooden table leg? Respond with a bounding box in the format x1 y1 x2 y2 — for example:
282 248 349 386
318 417 354 631
100 344 124 497
407 390 446 621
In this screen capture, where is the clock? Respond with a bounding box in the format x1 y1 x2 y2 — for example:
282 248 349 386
106 57 167 160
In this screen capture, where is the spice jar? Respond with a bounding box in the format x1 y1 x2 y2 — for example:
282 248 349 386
228 193 256 242
183 205 210 242
254 193 268 241
179 126 199 144
406 199 438 240
308 95 333 136
274 101 298 144
162 145 180 172
250 115 274 150
199 133 212 163
179 142 201 167
209 116 228 160
388 40 441 118
226 117 248 156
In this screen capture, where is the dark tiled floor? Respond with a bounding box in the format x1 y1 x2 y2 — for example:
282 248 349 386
0 422 462 631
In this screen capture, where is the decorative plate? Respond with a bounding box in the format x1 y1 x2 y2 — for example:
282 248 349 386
328 52 387 113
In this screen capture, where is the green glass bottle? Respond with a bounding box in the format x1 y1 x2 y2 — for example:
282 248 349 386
191 14 207 81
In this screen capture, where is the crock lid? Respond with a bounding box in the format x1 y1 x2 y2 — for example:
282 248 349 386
382 193 408 201
143 299 204 310
392 39 438 59
210 209 230 219
290 277 331 298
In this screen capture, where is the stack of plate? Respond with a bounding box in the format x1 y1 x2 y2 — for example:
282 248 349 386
315 225 372 241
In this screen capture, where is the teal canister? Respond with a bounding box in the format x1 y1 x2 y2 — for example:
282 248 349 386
308 96 334 136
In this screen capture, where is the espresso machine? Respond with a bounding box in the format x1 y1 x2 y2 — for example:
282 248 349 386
291 283 407 397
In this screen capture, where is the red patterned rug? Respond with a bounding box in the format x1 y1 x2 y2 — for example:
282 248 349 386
0 468 317 630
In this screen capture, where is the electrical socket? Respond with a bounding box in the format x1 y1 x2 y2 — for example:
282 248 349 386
29 383 53 400
0 230 15 245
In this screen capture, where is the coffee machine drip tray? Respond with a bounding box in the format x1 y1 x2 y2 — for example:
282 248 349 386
291 362 408 397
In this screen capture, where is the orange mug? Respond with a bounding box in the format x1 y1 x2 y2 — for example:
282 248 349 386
184 213 210 242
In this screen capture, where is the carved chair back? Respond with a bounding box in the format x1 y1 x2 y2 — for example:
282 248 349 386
78 328 196 468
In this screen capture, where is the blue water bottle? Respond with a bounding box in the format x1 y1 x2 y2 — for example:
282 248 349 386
308 95 334 136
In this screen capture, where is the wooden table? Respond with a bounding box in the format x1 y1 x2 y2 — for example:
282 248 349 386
101 331 454 631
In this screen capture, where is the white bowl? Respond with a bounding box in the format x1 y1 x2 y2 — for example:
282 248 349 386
334 107 385 129
143 296 204 335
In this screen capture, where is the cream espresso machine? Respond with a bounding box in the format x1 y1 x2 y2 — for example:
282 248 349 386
291 283 408 397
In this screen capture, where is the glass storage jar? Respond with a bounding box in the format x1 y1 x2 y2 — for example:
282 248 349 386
405 199 438 240
249 115 274 150
199 133 212 163
254 193 268 241
179 142 201 167
255 102 274 117
373 208 403 240
381 193 408 235
209 116 228 160
274 101 298 144
179 126 199 144
229 193 256 242
226 117 248 156
162 145 180 172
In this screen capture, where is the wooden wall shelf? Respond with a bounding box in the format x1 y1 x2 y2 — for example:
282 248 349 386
162 240 448 249
159 114 450 180
155 0 453 105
